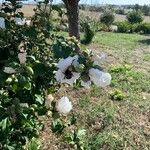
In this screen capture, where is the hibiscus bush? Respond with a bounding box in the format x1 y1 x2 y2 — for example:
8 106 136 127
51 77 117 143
0 0 111 149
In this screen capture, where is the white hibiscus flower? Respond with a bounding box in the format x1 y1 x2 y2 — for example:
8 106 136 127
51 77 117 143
55 69 65 82
89 68 111 87
57 55 78 72
99 72 111 87
4 67 16 74
89 68 103 87
55 55 80 86
18 52 27 64
56 96 72 114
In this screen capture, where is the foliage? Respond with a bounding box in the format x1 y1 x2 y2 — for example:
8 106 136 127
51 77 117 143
51 119 65 133
110 64 132 74
134 23 150 34
117 21 132 33
117 21 150 34
0 1 66 149
110 89 125 101
64 128 86 150
80 16 95 45
142 5 150 16
80 16 107 32
133 4 141 12
100 11 115 27
127 11 143 24
26 138 41 150
52 36 79 58
0 0 112 149
79 5 104 12
115 8 125 15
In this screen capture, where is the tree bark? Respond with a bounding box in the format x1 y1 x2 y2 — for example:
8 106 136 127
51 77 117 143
62 0 80 39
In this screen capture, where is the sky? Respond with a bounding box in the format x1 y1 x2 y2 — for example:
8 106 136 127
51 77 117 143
0 0 150 5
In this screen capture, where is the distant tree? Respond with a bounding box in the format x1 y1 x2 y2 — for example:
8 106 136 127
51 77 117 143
134 4 141 12
79 4 86 10
106 4 115 12
142 5 150 16
127 11 143 24
115 8 125 15
89 6 104 12
100 11 115 27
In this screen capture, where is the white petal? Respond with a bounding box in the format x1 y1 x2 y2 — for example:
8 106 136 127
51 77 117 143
55 69 65 82
57 56 74 72
99 73 112 87
72 72 80 79
0 17 5 29
72 57 79 68
56 96 72 114
73 55 79 60
57 55 79 72
89 68 103 78
81 80 91 89
89 68 103 86
61 72 80 86
18 53 27 64
4 67 16 74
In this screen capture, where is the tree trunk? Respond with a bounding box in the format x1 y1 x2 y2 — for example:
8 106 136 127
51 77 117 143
62 0 80 39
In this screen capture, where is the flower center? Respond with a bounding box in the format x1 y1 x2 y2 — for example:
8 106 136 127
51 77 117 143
65 69 73 79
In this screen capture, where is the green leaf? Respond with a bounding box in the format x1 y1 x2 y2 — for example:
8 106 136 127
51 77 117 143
25 66 34 75
0 118 10 131
27 138 41 150
27 55 36 61
24 81 32 90
6 145 15 150
35 94 44 105
77 129 86 139
51 119 64 133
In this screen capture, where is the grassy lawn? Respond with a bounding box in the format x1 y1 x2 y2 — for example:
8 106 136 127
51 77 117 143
144 53 150 61
93 32 145 51
40 32 150 150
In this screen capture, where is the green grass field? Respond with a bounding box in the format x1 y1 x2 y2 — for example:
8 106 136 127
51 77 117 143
40 32 150 150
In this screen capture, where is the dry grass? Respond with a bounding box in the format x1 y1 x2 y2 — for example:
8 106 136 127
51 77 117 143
20 4 36 17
